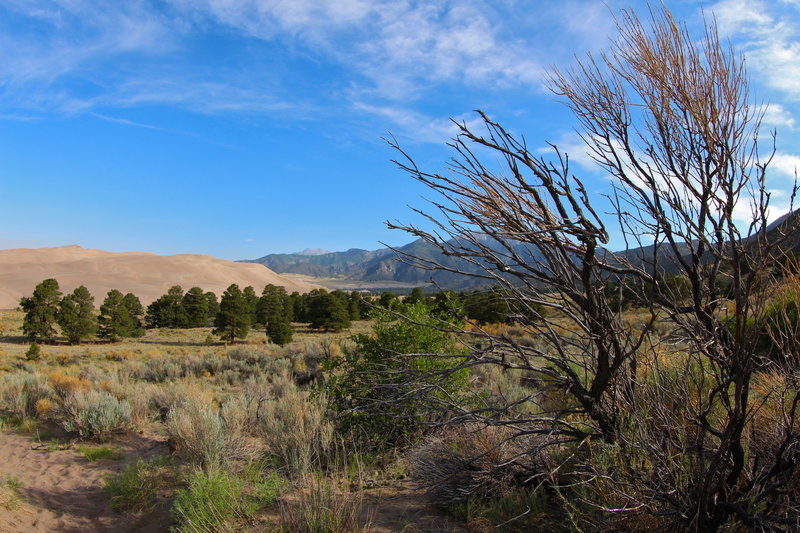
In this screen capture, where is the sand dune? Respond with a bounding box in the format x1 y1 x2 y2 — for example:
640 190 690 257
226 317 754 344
0 245 320 309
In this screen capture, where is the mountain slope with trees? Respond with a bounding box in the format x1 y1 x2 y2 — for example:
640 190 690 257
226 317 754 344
246 237 541 289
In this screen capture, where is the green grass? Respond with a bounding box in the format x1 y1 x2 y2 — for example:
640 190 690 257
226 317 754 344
0 474 22 510
43 437 70 452
278 475 372 533
449 487 551 532
242 461 286 505
80 445 123 461
0 415 37 434
172 469 254 533
104 456 173 512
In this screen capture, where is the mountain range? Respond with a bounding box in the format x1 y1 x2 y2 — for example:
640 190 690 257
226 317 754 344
245 237 535 290
246 211 800 290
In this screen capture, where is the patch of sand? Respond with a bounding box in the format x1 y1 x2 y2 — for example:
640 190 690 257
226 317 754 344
0 430 171 533
365 482 468 532
0 245 320 309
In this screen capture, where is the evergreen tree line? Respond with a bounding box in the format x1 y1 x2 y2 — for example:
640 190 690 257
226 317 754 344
20 278 144 344
367 286 548 326
18 280 365 346
19 277 560 347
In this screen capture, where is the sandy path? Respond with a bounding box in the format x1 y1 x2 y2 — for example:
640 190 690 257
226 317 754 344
0 431 170 533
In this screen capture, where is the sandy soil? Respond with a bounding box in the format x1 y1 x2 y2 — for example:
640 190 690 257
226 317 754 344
0 428 466 533
0 245 321 309
0 430 170 533
365 483 468 532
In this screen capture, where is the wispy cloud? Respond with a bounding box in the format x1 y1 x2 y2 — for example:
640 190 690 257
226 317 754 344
0 1 176 86
90 112 161 130
710 0 800 101
352 102 483 144
174 0 581 99
89 111 238 148
0 1 606 111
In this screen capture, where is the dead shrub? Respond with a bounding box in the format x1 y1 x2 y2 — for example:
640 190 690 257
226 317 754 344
0 372 50 419
48 370 92 398
409 424 553 506
34 398 54 418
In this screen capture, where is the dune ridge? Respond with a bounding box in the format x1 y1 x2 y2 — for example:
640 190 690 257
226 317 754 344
0 245 319 309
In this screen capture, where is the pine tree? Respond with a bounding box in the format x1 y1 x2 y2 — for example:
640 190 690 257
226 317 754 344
267 320 293 346
146 285 188 328
348 291 363 320
182 287 209 328
308 289 351 332
405 287 428 306
257 285 293 345
122 293 145 337
205 292 219 321
378 291 400 311
57 285 97 344
243 285 259 327
213 284 250 343
20 278 62 343
289 292 307 323
99 290 142 341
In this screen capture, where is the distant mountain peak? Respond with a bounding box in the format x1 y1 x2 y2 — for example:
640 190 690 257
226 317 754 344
294 248 331 256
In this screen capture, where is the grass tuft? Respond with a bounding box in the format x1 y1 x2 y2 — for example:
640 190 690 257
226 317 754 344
0 474 22 510
80 445 123 462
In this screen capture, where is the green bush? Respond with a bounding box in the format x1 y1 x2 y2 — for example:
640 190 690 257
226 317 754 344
24 342 41 361
104 456 173 511
243 463 286 505
758 289 800 366
166 401 226 471
166 398 255 471
257 388 333 476
59 390 132 440
277 476 371 533
326 302 469 448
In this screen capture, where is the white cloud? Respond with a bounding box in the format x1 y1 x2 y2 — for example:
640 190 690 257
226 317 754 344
710 0 800 100
770 151 800 178
759 103 796 129
711 0 774 33
730 194 790 226
538 131 602 171
191 0 619 97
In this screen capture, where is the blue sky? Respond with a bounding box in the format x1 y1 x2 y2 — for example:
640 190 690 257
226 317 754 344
1 0 799 260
